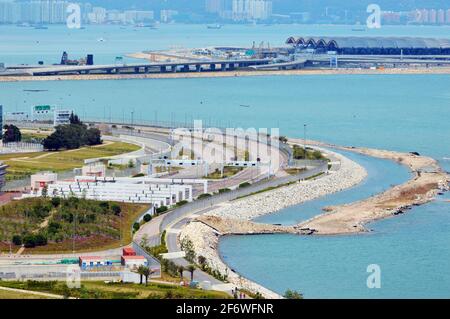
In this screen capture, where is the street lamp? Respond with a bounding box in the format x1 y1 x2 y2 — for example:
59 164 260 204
304 124 307 169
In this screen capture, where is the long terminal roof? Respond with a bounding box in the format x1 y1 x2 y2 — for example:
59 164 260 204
286 36 450 49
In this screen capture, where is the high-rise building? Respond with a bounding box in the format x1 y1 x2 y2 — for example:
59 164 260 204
446 9 450 24
124 10 154 24
429 9 437 24
437 9 445 24
160 10 178 23
205 0 225 14
232 0 272 21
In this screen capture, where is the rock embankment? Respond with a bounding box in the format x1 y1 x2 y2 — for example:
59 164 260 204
206 148 367 221
180 220 283 299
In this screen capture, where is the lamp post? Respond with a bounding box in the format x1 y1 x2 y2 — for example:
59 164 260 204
304 124 307 169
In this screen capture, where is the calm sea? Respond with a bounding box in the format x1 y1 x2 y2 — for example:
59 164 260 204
0 24 449 298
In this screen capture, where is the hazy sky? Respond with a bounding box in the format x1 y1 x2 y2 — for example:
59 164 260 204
38 0 449 12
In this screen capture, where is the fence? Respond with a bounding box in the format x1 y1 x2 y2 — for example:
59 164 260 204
132 241 161 278
1 141 43 154
3 166 140 192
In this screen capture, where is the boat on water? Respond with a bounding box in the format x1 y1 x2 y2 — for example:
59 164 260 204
135 23 159 29
207 24 222 29
34 25 48 30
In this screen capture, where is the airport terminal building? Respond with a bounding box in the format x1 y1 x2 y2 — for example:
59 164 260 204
286 36 450 55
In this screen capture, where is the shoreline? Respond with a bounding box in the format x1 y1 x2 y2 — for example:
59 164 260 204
296 143 449 234
179 147 368 298
178 143 449 298
2 67 450 83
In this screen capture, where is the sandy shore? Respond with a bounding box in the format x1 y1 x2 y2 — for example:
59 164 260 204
2 67 450 83
298 145 450 234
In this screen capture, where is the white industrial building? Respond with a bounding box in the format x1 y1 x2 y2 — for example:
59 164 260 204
22 176 198 210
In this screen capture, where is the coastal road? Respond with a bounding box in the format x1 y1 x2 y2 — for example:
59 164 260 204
165 210 234 293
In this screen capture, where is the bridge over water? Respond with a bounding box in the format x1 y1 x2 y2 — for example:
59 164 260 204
2 58 271 76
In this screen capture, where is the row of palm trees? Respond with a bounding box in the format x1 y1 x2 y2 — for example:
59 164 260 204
134 264 197 286
178 264 196 282
135 265 156 285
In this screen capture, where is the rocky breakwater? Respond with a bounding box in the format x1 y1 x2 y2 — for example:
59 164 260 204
205 148 367 221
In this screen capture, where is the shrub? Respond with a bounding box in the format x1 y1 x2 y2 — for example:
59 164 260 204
132 173 145 178
284 289 303 299
12 235 22 246
156 206 168 214
218 188 231 194
47 222 61 236
133 222 140 232
51 197 61 207
23 234 36 248
143 214 152 223
197 193 212 199
111 204 121 216
34 234 48 246
239 182 251 188
176 200 188 207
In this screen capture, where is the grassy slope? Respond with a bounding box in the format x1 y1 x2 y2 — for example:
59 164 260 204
0 281 230 299
1 142 140 181
0 288 50 299
0 198 149 254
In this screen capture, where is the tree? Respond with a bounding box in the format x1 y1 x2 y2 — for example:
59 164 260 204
86 128 102 146
186 264 196 282
136 265 146 285
142 266 155 286
43 129 64 150
23 234 36 248
133 222 140 232
140 234 149 248
69 112 82 125
143 214 152 222
198 255 207 270
41 185 48 198
43 118 102 151
177 265 185 280
2 124 22 143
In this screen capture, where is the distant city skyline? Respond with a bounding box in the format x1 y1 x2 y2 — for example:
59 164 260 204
0 0 450 25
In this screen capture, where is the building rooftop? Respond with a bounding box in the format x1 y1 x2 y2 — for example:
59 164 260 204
122 255 146 260
286 36 450 49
